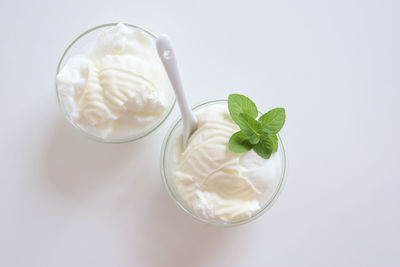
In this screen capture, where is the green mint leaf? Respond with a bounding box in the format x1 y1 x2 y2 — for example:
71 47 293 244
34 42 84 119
237 113 262 144
258 108 286 135
228 131 252 153
228 94 258 124
271 135 278 153
253 134 274 159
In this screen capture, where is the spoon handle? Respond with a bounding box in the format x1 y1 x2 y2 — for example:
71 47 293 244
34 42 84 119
156 35 197 147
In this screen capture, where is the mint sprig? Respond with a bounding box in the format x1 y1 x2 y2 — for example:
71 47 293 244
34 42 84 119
228 94 285 159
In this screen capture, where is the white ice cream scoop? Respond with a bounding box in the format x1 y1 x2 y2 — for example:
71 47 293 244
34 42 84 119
156 35 198 148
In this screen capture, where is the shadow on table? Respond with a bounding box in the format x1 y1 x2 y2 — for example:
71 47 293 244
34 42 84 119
139 186 244 267
40 118 146 200
40 118 245 267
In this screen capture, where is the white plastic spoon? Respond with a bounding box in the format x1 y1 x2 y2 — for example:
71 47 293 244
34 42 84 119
156 35 198 148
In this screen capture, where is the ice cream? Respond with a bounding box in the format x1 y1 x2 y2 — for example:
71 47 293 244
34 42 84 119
170 104 283 223
56 23 173 139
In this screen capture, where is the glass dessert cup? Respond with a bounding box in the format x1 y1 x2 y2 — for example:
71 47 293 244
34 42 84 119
161 99 287 227
55 23 176 143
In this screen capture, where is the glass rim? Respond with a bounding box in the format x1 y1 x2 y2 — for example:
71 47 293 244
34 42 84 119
160 99 288 227
55 22 176 144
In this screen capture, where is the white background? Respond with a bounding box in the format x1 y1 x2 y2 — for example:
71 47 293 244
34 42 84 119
0 0 399 266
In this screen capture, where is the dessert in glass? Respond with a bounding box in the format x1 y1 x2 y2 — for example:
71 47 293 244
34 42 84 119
55 23 175 143
161 99 287 226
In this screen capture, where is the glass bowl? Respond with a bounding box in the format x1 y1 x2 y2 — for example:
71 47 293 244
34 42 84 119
55 23 176 143
160 99 287 226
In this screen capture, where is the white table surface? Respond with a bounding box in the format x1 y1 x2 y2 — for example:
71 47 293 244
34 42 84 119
1 0 399 266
